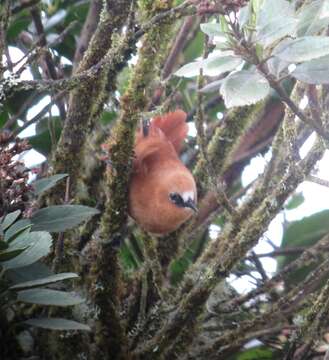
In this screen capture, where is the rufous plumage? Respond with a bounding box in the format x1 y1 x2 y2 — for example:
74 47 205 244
128 110 197 234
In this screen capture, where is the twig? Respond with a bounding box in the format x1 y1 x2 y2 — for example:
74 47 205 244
73 0 102 68
135 137 324 358
11 0 40 15
3 92 39 130
1 2 204 98
227 234 329 309
285 279 329 359
250 251 268 282
162 15 197 80
195 37 237 218
0 0 10 79
141 231 170 301
307 175 329 188
203 257 329 359
30 5 66 120
10 91 66 139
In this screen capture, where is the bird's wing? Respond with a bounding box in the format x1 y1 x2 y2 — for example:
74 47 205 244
151 109 188 154
133 127 172 175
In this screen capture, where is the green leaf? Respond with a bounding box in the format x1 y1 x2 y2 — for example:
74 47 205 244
28 116 62 156
44 10 67 30
24 318 91 331
238 5 251 28
2 232 52 270
273 36 329 63
202 53 243 77
292 55 329 84
174 61 202 78
267 50 290 78
236 346 274 359
17 289 84 306
7 262 53 285
32 174 68 196
200 79 225 93
10 273 79 290
7 18 31 41
1 210 21 231
200 22 223 37
220 70 270 108
297 0 329 36
278 210 329 285
4 219 31 242
0 247 28 262
285 193 305 210
31 205 100 232
256 0 297 47
0 240 8 250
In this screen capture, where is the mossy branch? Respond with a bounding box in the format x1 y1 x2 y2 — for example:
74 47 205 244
135 135 325 358
88 1 177 358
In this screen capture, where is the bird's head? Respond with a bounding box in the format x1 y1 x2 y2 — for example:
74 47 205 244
169 191 197 213
161 170 197 215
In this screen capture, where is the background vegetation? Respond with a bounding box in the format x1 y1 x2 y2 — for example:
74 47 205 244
2 0 329 359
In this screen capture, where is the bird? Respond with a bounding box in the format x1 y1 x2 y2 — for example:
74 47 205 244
128 109 197 235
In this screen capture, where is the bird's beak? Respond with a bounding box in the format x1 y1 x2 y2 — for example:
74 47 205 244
184 198 198 213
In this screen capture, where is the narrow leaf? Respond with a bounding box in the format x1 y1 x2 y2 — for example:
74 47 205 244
200 22 223 37
274 36 329 62
292 55 329 84
17 289 84 306
2 232 52 270
220 70 270 108
31 205 100 232
25 318 91 331
1 210 21 231
7 262 53 285
174 61 202 78
202 54 243 77
44 9 67 30
0 240 8 250
200 79 225 93
32 174 68 196
286 193 305 210
0 248 28 262
5 219 31 242
10 273 79 290
297 0 329 36
256 0 297 47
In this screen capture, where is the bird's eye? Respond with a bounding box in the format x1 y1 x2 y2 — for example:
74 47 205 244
169 192 184 207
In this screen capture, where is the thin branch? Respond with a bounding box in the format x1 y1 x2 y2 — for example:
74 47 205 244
11 0 41 15
73 0 102 69
140 231 170 300
10 91 67 139
307 175 329 188
1 2 202 98
30 5 66 119
227 233 329 309
3 92 39 130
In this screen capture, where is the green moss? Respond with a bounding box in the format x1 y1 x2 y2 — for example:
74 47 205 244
89 2 176 357
193 102 264 196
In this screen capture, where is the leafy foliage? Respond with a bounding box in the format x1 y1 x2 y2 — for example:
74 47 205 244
2 0 329 359
175 0 329 108
0 172 98 334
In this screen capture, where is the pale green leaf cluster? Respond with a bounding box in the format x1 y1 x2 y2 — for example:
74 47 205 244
174 0 329 108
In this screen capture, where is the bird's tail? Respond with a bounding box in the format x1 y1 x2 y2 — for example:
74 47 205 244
151 110 188 153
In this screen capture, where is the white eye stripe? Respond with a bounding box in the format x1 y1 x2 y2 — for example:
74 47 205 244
182 191 194 202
